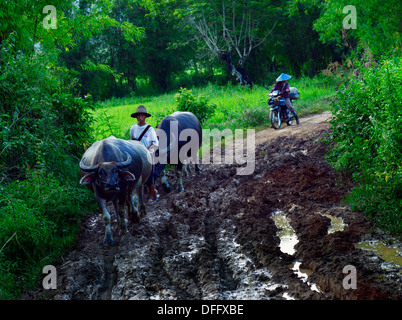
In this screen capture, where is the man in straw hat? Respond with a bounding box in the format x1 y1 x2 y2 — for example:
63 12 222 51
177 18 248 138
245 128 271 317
130 105 159 203
270 73 300 124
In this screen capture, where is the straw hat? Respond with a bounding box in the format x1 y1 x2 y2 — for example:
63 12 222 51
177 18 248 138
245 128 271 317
276 73 292 82
131 105 151 118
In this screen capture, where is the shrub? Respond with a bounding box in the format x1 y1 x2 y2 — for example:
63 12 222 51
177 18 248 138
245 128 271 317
0 33 96 298
240 106 270 127
174 87 215 123
0 36 95 183
0 169 95 299
328 57 402 236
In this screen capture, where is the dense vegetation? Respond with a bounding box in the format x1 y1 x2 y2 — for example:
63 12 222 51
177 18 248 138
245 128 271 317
0 0 401 299
52 0 352 100
328 58 402 235
0 0 141 299
0 32 98 299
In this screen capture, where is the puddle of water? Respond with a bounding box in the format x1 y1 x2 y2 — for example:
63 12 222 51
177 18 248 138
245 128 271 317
318 213 347 234
291 262 320 293
355 240 402 268
271 210 299 255
271 210 322 295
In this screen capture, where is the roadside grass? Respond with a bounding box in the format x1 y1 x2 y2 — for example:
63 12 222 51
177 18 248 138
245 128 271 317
91 75 338 140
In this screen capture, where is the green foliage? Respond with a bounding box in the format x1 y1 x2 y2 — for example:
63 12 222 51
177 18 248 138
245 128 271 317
57 0 351 100
0 20 97 298
328 57 402 236
0 0 143 57
312 0 402 57
174 87 216 123
0 35 95 182
0 169 95 299
59 0 183 100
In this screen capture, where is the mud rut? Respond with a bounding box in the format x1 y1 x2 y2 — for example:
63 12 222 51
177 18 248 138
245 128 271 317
26 113 402 300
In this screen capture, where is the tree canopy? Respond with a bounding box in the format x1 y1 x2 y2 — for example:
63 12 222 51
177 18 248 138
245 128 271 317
1 0 400 101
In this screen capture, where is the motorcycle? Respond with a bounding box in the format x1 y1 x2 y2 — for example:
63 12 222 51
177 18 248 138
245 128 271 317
267 90 294 130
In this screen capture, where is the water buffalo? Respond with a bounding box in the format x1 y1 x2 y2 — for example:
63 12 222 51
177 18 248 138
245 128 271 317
79 136 151 244
155 111 202 192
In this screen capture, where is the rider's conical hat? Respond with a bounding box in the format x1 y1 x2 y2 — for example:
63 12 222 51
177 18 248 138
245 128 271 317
276 73 292 82
131 105 151 118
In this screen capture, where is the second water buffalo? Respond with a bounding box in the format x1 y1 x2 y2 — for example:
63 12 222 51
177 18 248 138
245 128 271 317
155 111 202 192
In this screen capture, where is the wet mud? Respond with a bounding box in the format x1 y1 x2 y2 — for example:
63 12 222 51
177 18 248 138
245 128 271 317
24 113 402 300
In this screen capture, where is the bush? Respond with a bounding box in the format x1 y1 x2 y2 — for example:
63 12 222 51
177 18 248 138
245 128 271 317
328 57 402 236
0 170 96 298
174 87 216 123
0 34 97 298
0 35 95 183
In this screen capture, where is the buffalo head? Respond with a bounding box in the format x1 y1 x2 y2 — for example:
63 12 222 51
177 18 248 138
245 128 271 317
79 152 135 193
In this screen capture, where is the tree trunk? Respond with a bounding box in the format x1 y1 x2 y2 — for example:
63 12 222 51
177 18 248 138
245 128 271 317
219 51 252 89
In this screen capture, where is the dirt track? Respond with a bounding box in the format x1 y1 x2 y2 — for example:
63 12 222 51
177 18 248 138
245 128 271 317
25 112 402 300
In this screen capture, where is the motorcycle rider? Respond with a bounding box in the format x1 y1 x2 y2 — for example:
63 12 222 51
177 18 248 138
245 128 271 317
270 73 300 125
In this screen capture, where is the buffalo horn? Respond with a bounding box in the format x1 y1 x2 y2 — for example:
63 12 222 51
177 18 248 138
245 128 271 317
116 152 132 168
79 157 98 172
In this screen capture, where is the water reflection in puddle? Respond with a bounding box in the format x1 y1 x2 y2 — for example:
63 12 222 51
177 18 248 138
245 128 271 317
355 240 402 269
271 210 298 255
318 213 346 234
271 210 322 296
291 262 320 292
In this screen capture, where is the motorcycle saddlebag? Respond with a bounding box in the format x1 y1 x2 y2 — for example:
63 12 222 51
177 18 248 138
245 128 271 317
289 87 300 100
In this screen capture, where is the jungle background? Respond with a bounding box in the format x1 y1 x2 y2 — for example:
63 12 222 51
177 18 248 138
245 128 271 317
0 0 401 299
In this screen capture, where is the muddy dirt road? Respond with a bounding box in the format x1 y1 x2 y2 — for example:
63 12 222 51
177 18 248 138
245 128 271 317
25 112 402 300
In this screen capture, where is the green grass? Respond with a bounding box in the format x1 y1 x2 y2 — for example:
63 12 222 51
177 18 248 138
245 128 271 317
0 170 95 299
91 75 339 140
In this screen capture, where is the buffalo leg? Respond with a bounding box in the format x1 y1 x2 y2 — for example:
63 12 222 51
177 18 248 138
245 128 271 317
176 164 184 192
128 191 140 223
137 181 146 217
182 163 189 176
127 178 142 223
115 198 127 235
160 169 172 193
97 196 114 245
114 199 120 229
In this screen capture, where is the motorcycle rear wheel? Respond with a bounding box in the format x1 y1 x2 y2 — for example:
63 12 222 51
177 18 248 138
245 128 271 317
270 110 281 130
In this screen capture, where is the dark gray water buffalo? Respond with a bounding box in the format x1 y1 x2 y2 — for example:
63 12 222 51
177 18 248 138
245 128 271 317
80 136 151 244
155 111 202 192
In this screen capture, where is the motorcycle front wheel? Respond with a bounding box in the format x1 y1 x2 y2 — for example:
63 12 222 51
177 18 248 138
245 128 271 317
270 109 281 130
